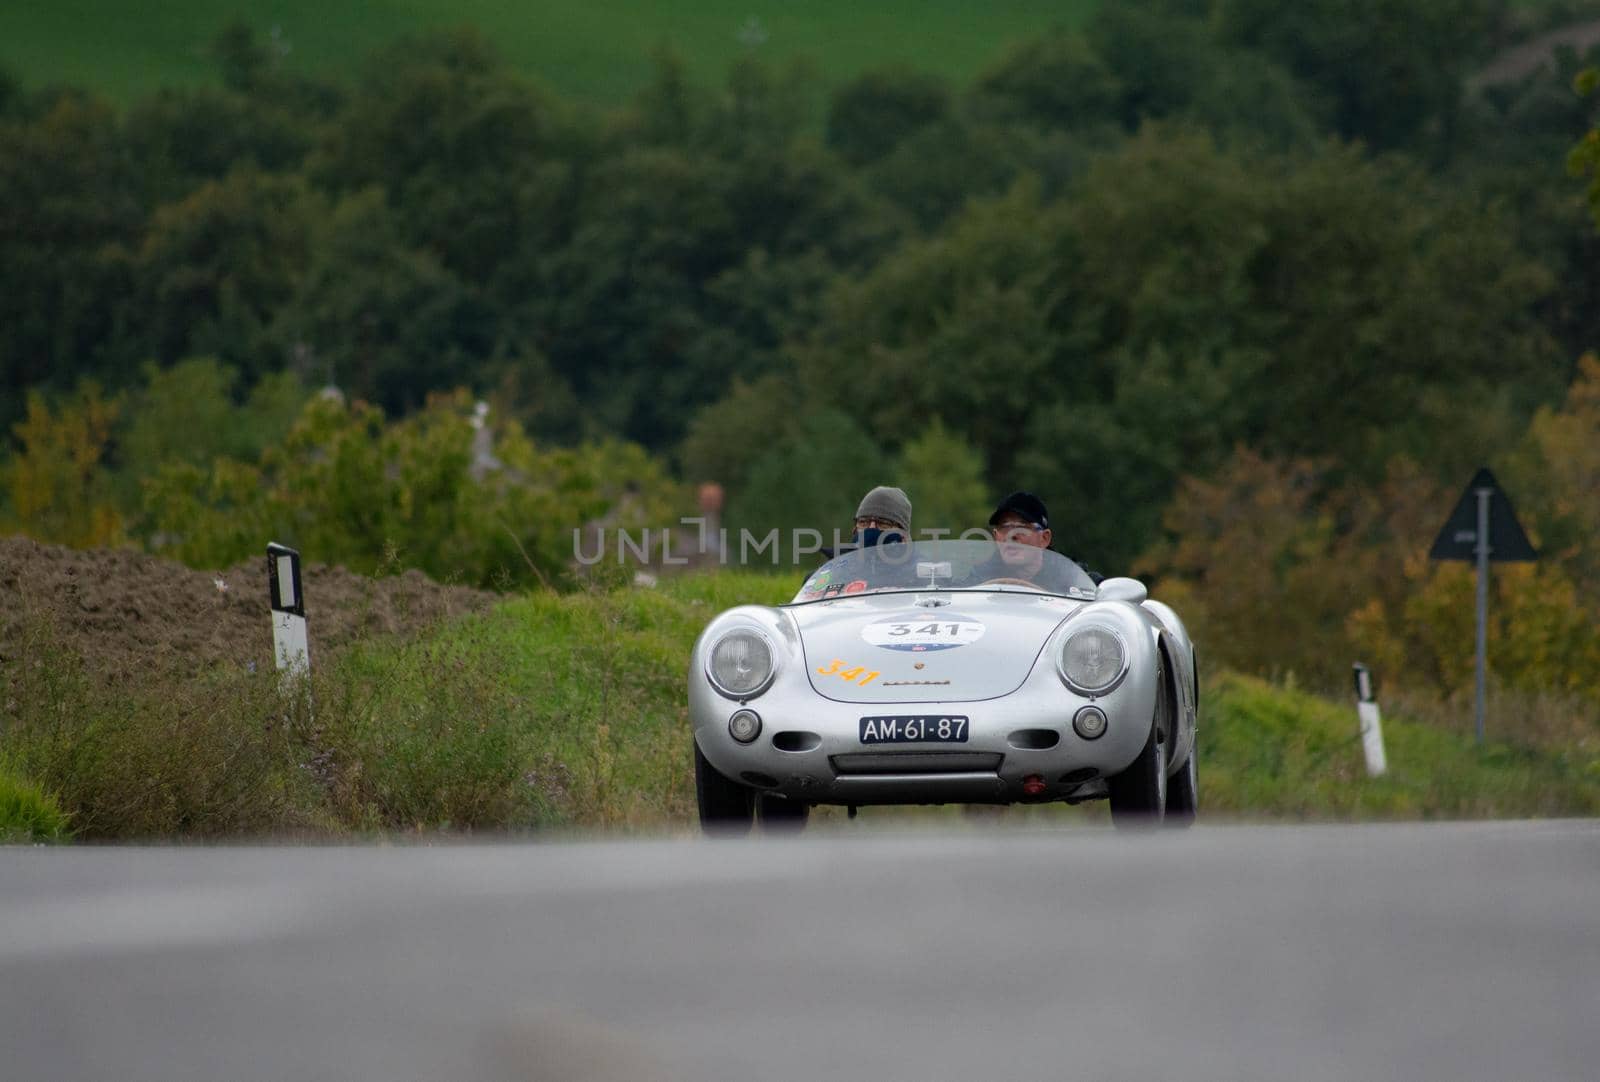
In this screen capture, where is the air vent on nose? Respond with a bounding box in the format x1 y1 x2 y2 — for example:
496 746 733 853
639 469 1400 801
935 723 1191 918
740 771 779 789
772 731 822 752
1059 767 1099 784
1007 728 1060 750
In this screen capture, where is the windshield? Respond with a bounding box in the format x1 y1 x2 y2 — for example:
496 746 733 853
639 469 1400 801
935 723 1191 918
790 539 1097 603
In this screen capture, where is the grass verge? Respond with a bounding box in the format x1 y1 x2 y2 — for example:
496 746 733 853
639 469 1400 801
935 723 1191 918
4 570 1596 838
1202 672 1600 819
0 765 71 843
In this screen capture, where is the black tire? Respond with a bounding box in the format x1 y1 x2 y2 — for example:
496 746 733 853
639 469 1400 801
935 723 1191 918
1165 746 1197 829
1109 666 1172 828
695 739 754 835
1108 717 1167 827
757 794 810 832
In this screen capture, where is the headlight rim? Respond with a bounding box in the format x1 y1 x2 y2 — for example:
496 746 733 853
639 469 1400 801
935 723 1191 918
705 626 779 701
1057 624 1130 696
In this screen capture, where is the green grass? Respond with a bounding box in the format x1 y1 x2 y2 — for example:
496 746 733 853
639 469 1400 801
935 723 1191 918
0 0 1099 104
1202 672 1600 820
0 766 71 843
5 569 1596 839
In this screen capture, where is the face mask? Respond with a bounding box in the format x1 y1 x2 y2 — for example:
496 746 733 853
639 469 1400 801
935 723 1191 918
852 527 906 549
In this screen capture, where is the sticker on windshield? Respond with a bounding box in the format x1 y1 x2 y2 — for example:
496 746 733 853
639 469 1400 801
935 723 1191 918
862 614 987 652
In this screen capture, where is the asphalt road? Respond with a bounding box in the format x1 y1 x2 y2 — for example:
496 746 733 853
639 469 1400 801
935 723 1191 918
2 821 1597 1082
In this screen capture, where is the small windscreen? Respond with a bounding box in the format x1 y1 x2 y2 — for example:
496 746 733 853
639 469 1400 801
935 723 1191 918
791 539 1097 603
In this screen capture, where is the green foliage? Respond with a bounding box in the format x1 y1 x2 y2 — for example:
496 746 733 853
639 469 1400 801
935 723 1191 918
729 409 890 538
1569 66 1600 229
1509 353 1600 604
141 390 687 588
315 31 568 287
826 67 952 167
2 384 124 547
969 29 1122 136
1202 672 1600 819
0 766 71 843
0 90 142 417
1084 1 1320 148
894 419 989 534
1218 0 1501 151
269 189 487 412
118 358 307 474
131 169 317 381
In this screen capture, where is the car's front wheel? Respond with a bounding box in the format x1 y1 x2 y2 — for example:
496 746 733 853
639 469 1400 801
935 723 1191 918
757 794 809 832
1108 718 1167 827
1109 669 1171 828
695 739 754 834
1165 748 1197 828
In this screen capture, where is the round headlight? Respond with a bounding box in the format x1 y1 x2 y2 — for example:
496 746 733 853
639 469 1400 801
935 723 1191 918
1059 626 1127 694
707 628 776 699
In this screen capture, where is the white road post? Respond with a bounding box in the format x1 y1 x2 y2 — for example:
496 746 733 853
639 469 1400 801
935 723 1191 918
1353 663 1387 777
268 542 310 686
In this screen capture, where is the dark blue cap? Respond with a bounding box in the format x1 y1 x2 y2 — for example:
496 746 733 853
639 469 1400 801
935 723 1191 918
988 491 1049 530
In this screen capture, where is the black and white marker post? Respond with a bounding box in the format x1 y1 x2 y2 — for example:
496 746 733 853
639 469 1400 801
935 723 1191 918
267 542 310 685
1352 663 1387 777
1428 468 1536 744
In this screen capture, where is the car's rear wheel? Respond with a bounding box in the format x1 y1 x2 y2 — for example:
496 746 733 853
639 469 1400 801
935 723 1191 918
757 794 810 832
1109 667 1171 828
695 739 754 834
1165 747 1197 829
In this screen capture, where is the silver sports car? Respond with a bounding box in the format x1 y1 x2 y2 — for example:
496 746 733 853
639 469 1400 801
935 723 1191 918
688 539 1198 832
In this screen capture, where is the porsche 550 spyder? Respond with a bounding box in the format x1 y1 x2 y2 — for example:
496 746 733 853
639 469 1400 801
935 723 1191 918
687 539 1198 832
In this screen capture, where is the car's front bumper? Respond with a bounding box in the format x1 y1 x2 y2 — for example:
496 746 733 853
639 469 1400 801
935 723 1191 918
690 676 1154 806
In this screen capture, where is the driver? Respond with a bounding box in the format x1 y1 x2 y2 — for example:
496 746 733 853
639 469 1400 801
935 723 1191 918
967 491 1082 593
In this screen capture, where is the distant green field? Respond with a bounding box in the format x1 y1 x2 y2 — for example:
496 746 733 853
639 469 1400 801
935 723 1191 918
0 0 1099 104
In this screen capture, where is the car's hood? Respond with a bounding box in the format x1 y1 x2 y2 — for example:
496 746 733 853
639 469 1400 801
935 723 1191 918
788 590 1082 703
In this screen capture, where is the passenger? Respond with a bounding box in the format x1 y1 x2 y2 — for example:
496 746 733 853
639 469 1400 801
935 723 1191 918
848 485 912 548
801 486 914 598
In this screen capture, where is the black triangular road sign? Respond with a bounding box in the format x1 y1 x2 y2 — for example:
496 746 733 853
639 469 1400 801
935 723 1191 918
1428 467 1537 562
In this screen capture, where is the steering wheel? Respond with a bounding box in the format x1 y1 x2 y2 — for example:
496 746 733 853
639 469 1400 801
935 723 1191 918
977 577 1040 588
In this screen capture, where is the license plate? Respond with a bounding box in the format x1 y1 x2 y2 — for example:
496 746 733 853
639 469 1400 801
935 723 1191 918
859 715 969 744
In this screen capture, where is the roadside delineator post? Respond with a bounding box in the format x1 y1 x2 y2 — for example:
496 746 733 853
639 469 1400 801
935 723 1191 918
1352 662 1387 778
268 542 310 686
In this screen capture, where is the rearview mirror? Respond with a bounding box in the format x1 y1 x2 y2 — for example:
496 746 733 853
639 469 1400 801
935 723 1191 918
916 561 953 585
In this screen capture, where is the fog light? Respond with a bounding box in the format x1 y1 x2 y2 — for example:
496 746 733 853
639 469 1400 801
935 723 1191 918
728 709 762 744
1073 705 1108 740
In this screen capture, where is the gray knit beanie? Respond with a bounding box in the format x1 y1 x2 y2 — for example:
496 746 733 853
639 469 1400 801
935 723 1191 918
854 486 912 531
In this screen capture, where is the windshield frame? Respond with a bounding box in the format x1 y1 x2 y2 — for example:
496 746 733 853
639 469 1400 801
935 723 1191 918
785 539 1098 606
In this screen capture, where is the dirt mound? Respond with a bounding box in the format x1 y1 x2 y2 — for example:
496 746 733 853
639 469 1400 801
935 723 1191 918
0 536 496 685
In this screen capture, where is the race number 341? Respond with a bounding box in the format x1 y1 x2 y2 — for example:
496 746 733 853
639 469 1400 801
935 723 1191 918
861 614 986 652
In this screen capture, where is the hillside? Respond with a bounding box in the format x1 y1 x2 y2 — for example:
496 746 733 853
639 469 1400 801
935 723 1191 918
0 0 1097 103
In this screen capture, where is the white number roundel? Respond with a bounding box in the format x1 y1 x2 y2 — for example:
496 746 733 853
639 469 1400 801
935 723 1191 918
861 614 987 652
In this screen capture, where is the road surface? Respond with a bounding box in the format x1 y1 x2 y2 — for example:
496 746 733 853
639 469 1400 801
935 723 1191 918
2 821 1597 1081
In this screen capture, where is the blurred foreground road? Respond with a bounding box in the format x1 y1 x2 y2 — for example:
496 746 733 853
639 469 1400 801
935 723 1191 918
2 821 1597 1082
